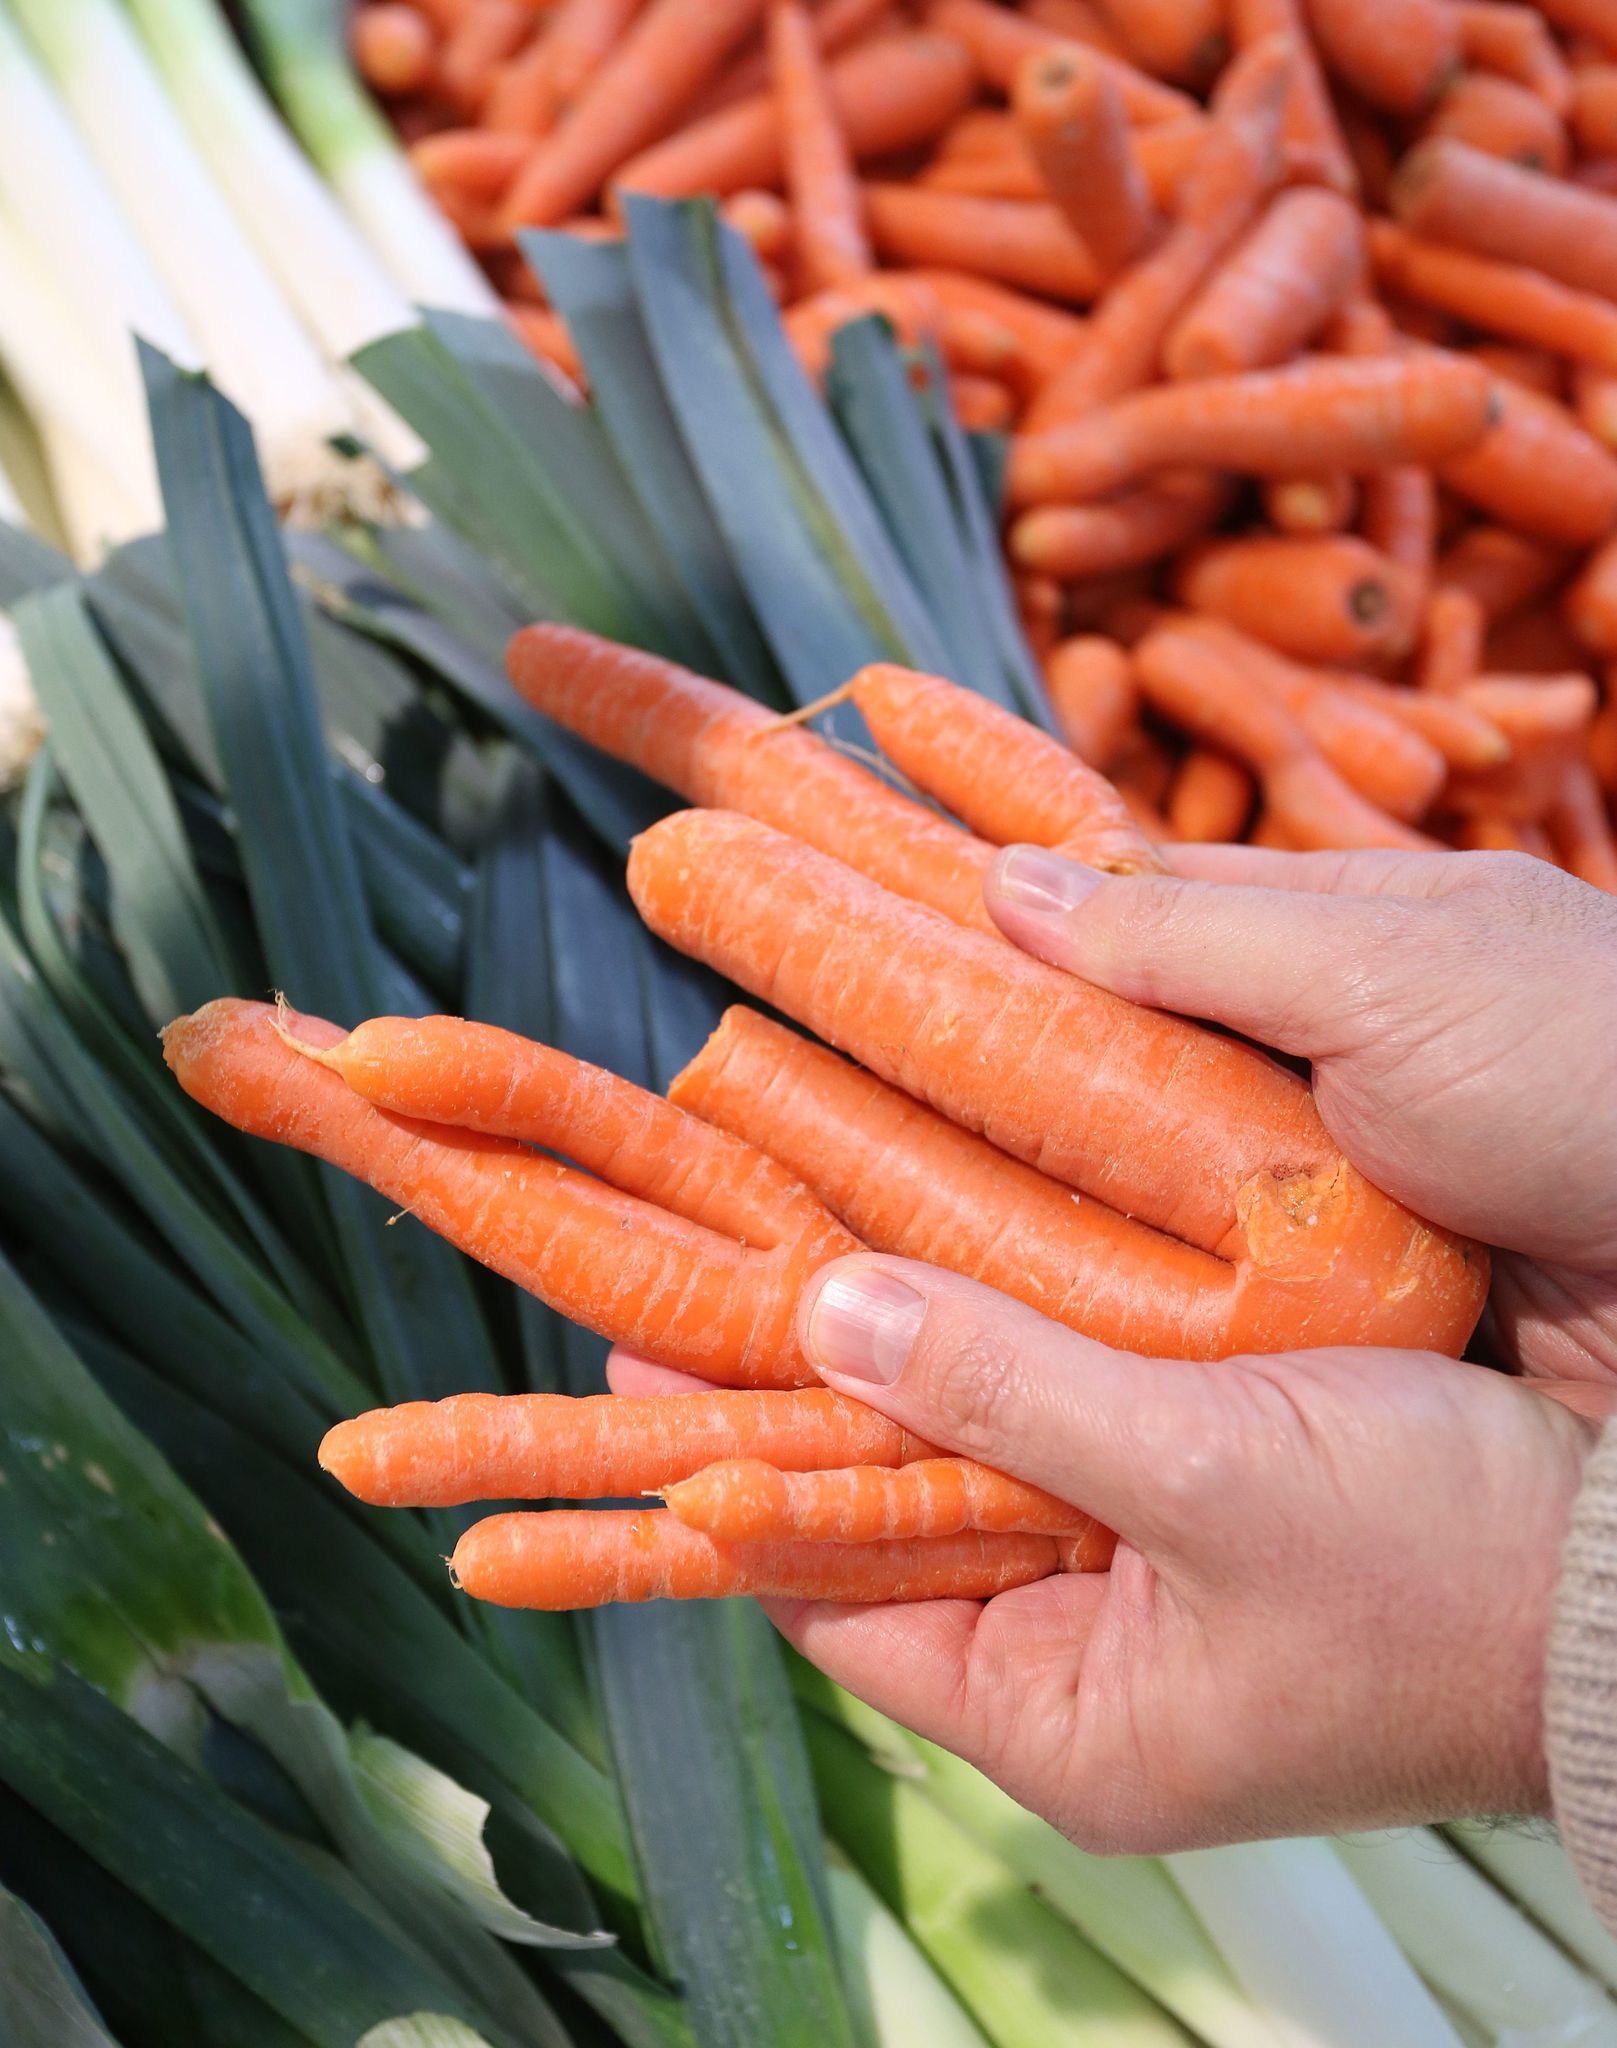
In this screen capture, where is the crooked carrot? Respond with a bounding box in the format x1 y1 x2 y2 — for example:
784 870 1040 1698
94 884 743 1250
1012 47 1158 279
770 0 871 293
663 1456 1100 1542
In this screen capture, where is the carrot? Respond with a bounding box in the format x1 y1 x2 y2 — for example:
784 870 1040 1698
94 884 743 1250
505 303 585 383
1168 747 1257 840
1043 633 1139 765
1175 534 1425 666
440 0 534 114
1423 71 1570 173
451 1509 1062 1608
1454 813 1555 855
412 129 533 201
849 660 1164 873
1094 0 1226 86
1012 49 1158 280
1393 138 1617 304
1162 189 1366 380
1438 383 1617 546
1008 471 1231 577
1456 2 1572 115
783 274 946 380
770 0 872 293
1023 34 1295 429
1545 758 1617 888
1367 223 1617 374
353 5 439 96
164 1000 857 1387
1304 0 1459 116
1009 354 1495 509
612 33 975 199
1335 675 1512 769
918 150 1047 199
722 187 794 264
663 1456 1096 1541
1028 0 1131 56
485 0 647 132
948 373 1015 429
1589 692 1617 785
1227 0 1356 192
906 268 1089 386
1535 0 1617 56
1016 573 1065 660
500 0 768 228
1486 600 1592 673
1465 344 1562 400
1261 472 1357 533
1326 297 1438 598
692 0 898 113
630 808 1487 1353
860 187 1103 302
1449 673 1601 815
1573 66 1617 153
1134 625 1435 850
1571 363 1617 448
923 0 1199 126
1565 530 1617 652
1418 585 1488 692
1436 525 1573 619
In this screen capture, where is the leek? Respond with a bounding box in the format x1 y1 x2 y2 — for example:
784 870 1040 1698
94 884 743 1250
1447 1820 1617 1996
8 0 374 517
233 0 500 318
1335 1829 1617 2046
824 1849 994 2048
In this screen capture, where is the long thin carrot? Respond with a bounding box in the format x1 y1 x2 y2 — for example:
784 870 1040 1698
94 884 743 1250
320 1387 938 1506
440 0 534 115
1437 525 1573 620
1305 0 1459 116
612 33 975 199
1545 758 1617 890
1566 530 1617 653
1227 0 1356 190
1169 747 1257 840
1423 71 1569 174
770 0 872 293
1588 695 1617 788
1091 0 1225 87
1336 675 1511 769
1448 673 1602 816
663 1456 1096 1541
353 6 439 96
1572 363 1617 449
1009 353 1495 508
1438 382 1617 546
1573 65 1617 153
1009 472 1231 576
1163 188 1366 379
923 0 1198 125
485 0 647 134
860 187 1103 302
1043 633 1139 765
1417 584 1488 692
1012 48 1158 280
1175 534 1424 666
500 0 768 228
1393 137 1617 304
451 1510 1062 1608
1456 1 1572 115
906 267 1089 385
1368 223 1617 374
164 1000 854 1388
412 128 534 201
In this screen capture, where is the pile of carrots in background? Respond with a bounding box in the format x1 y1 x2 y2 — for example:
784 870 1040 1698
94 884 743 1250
354 0 1617 884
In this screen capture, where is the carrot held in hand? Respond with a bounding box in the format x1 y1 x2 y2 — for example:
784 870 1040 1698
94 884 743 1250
163 1000 855 1388
662 1456 1099 1542
1012 47 1158 279
452 1510 1062 1608
1174 534 1425 665
770 0 871 292
1008 353 1496 507
1163 188 1365 379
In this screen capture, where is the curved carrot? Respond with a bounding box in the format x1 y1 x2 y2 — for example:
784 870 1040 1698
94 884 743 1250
1008 354 1495 507
1163 189 1365 380
612 33 974 199
1168 748 1256 842
770 0 871 292
1012 48 1158 280
1305 0 1459 115
1043 634 1139 766
860 187 1103 302
923 0 1198 126
630 808 1487 1356
1423 71 1569 174
163 999 854 1388
1448 674 1601 818
1174 534 1425 665
353 5 439 96
663 1457 1097 1541
1438 383 1617 546
451 1510 1062 1607
1335 677 1510 771
1456 3 1571 115
1009 473 1230 577
320 1387 938 1507
1368 223 1617 374
906 268 1089 385
1393 138 1617 303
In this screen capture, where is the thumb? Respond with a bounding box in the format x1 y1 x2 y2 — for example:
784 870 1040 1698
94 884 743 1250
985 842 1442 1058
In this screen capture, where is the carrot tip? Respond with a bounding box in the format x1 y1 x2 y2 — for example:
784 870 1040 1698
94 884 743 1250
269 995 346 1071
752 681 856 737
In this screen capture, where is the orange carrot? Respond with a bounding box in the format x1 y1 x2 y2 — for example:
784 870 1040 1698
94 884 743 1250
663 1456 1095 1540
783 273 946 380
1455 812 1555 855
1545 758 1617 888
1449 673 1601 815
1175 534 1424 666
1228 0 1356 191
1168 747 1257 840
412 128 532 200
1423 70 1570 173
923 0 1199 126
164 1001 857 1387
1305 0 1459 115
1043 633 1139 765
1535 0 1617 55
505 303 585 384
1090 0 1225 87
770 0 872 292
1261 472 1357 533
353 5 439 96
451 1509 1063 1607
1486 600 1591 673
1393 137 1617 303
1009 471 1230 576
692 0 898 112
1437 525 1572 619
1573 65 1617 152
1456 2 1572 114
1335 675 1512 769
948 373 1015 429
1012 48 1158 280
1438 383 1617 546
1589 692 1617 785
1571 363 1617 448
1023 34 1294 429
860 186 1103 302
320 1387 939 1506
1009 354 1495 508
1418 585 1488 692
630 808 1487 1353
722 187 794 263
613 32 974 198
907 268 1089 385
1016 573 1065 660
1460 343 1559 398
440 0 534 114
501 0 768 227
1565 530 1617 652
1028 0 1131 56
485 0 647 132
1324 296 1439 593
1367 223 1617 374
1162 189 1366 380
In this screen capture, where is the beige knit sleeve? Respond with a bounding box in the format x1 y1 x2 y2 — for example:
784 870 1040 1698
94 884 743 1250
1547 1418 1617 1933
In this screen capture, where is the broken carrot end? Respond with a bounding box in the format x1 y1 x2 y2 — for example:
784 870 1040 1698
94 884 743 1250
751 681 857 737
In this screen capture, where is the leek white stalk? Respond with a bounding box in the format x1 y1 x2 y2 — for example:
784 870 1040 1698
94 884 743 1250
825 1848 994 2048
8 0 375 518
1447 1821 1617 1996
0 614 42 791
1168 1840 1465 2048
233 0 499 319
1335 1829 1617 2046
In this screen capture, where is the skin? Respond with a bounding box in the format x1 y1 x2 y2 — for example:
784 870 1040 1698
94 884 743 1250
614 846 1617 1854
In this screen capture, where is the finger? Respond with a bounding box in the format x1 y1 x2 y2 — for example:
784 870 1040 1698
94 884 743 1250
797 1254 1212 1554
984 843 1452 1057
1165 843 1472 897
604 1349 710 1398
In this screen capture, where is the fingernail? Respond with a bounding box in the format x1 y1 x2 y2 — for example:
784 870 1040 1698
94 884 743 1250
808 1269 927 1384
992 845 1103 915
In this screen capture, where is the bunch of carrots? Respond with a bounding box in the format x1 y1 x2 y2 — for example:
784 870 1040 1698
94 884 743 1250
349 0 1617 882
163 625 1490 1609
